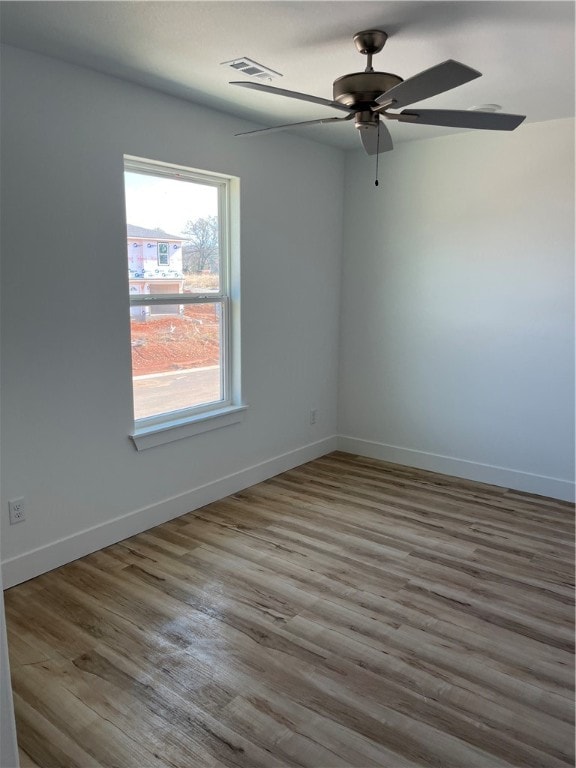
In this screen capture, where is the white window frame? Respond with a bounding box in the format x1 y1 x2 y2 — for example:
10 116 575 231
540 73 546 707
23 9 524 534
124 156 245 450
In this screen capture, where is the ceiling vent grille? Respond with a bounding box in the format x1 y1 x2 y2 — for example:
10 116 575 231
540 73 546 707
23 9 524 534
221 58 282 81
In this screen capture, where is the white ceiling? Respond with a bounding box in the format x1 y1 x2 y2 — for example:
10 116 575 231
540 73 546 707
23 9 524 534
1 1 574 151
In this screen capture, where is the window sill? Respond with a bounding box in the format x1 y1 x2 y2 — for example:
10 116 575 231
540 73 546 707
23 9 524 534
130 404 248 451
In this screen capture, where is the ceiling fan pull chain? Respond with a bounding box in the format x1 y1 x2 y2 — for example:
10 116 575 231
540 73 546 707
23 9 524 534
375 123 380 187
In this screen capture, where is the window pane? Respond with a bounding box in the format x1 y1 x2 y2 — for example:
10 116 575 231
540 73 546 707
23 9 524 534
124 171 220 295
130 303 223 421
123 156 238 429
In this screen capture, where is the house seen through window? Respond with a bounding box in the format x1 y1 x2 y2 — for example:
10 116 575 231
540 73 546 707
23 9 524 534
124 156 237 427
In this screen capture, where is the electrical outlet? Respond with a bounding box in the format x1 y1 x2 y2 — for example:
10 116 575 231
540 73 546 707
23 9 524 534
8 498 25 525
310 409 317 425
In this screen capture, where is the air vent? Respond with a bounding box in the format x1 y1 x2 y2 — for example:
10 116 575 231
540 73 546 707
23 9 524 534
221 57 282 81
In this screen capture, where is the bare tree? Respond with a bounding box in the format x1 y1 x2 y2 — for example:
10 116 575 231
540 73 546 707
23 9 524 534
182 216 219 274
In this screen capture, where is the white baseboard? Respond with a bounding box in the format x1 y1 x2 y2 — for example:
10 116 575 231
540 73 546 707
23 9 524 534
4 433 572 588
338 436 575 503
1 436 338 588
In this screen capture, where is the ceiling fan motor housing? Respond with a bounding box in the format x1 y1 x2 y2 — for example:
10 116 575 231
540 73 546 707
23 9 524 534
333 72 403 108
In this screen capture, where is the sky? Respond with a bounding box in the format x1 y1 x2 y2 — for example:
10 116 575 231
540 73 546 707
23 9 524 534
124 171 218 236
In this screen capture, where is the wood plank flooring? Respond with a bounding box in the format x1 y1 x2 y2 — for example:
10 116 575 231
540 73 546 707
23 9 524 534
5 452 575 767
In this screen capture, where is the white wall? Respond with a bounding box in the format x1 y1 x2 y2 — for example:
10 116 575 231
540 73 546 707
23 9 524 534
0 45 344 585
339 118 575 501
0 319 18 768
0 577 19 768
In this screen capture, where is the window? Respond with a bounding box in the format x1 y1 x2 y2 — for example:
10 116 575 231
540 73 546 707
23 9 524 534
157 242 170 266
124 156 243 449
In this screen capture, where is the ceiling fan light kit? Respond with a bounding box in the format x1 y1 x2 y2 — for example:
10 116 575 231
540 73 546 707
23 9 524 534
230 28 526 164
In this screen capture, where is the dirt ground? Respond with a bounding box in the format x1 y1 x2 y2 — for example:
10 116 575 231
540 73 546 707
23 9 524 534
130 304 220 376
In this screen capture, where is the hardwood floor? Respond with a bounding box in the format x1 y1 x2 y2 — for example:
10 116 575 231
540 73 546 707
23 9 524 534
5 452 575 768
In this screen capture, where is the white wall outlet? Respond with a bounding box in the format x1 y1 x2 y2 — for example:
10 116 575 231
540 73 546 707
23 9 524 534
8 498 25 525
310 409 317 425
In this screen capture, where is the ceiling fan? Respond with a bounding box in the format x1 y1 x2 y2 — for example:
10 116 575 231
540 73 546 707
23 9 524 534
231 30 526 155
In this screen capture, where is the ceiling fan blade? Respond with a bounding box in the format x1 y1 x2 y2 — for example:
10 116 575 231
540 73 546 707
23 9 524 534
359 121 393 155
230 81 352 113
235 113 354 137
397 109 526 130
375 60 481 109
